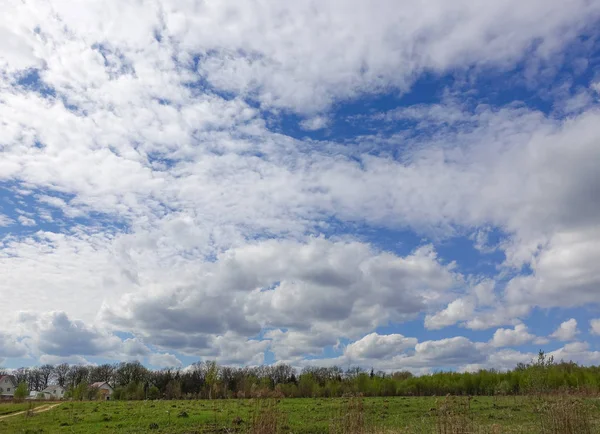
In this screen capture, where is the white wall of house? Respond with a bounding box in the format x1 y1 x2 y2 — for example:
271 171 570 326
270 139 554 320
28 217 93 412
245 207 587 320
42 386 65 399
97 383 113 394
0 376 16 397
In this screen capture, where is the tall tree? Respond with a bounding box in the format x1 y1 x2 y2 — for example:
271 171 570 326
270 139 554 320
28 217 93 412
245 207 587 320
55 363 69 387
205 361 219 400
39 364 55 389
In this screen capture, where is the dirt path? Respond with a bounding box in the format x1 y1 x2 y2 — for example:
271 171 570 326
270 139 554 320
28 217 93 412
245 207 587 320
0 402 62 420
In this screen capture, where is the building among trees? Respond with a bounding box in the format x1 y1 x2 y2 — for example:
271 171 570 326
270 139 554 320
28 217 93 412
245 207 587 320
0 375 17 399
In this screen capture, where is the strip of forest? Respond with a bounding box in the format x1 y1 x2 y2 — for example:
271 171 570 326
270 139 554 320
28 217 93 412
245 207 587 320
5 352 600 400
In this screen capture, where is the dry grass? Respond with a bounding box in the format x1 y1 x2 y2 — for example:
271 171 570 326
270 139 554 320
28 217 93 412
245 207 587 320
249 399 287 434
435 395 474 434
537 396 594 434
330 397 371 434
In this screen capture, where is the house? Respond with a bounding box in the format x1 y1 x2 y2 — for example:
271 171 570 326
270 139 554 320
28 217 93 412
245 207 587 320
27 390 48 400
0 375 17 399
41 385 65 400
89 382 113 400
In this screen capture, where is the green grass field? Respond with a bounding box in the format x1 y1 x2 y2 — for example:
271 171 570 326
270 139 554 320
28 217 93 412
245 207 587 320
0 396 597 433
0 402 46 416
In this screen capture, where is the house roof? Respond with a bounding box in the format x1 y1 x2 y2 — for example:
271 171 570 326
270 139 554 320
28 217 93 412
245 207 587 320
90 381 113 389
0 375 17 385
42 385 64 393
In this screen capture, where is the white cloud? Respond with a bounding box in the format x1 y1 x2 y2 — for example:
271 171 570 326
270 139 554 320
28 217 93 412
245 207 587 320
0 332 28 358
549 342 600 365
193 0 599 113
460 349 535 373
266 329 336 362
122 339 151 358
38 355 93 366
590 319 600 336
463 343 600 373
425 297 475 330
17 311 122 357
344 333 418 360
412 337 486 366
148 353 182 368
490 324 536 348
299 116 330 131
297 335 488 373
550 319 579 341
0 0 598 368
17 215 36 226
100 238 459 354
0 214 13 226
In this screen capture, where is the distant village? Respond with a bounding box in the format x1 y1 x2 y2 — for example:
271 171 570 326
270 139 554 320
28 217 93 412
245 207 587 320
0 374 113 401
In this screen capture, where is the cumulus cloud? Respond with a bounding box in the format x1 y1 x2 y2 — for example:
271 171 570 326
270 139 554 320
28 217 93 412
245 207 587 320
18 311 122 357
460 349 535 373
490 324 546 348
549 342 600 365
425 298 476 330
590 319 600 336
550 319 579 341
38 355 93 366
100 238 458 355
148 353 182 368
345 333 418 360
122 338 151 358
297 335 489 373
411 337 487 367
10 311 152 363
0 332 28 358
0 0 599 369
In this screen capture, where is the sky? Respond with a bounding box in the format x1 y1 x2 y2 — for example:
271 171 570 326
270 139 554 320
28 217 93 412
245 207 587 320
1 0 600 373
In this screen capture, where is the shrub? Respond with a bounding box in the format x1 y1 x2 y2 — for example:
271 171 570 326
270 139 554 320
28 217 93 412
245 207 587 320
14 382 28 401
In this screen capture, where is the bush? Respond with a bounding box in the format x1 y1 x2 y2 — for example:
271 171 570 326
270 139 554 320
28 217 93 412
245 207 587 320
14 382 28 401
147 385 160 400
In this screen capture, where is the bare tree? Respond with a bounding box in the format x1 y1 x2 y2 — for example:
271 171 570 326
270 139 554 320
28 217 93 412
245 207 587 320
54 363 69 387
114 361 148 387
28 368 43 391
13 367 29 386
270 363 295 385
89 364 115 384
66 365 89 388
39 364 54 390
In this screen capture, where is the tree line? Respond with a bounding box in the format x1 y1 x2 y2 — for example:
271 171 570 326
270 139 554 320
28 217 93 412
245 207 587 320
3 352 600 400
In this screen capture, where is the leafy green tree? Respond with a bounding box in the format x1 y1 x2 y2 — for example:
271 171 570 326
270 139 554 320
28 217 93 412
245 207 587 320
205 361 219 399
14 382 28 400
147 385 160 400
72 382 89 401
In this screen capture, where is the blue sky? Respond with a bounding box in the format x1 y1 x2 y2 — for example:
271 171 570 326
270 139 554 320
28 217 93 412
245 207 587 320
1 0 600 373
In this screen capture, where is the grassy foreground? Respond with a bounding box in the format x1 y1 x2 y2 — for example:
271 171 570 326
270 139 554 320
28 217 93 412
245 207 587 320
0 396 598 433
0 402 46 416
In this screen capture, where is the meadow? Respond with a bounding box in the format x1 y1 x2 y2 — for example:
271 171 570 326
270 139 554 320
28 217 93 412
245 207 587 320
0 395 598 434
0 402 46 417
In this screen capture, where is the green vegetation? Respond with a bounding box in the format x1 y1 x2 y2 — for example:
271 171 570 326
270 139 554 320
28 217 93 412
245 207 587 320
0 395 598 433
0 402 44 416
3 352 600 432
6 351 600 401
13 382 29 401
